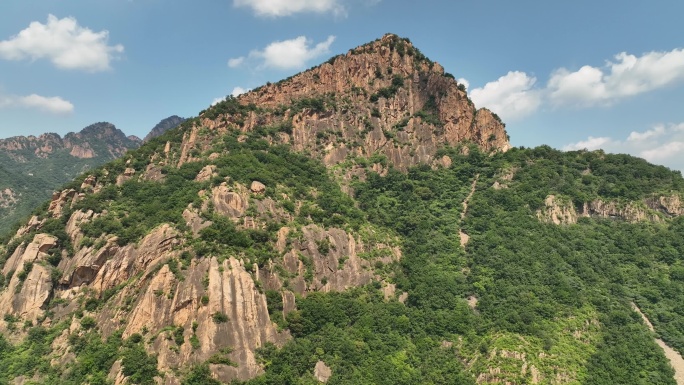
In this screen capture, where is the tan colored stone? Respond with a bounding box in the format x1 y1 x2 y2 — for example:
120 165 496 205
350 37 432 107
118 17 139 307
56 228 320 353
250 181 266 194
314 361 332 383
195 165 217 182
182 207 212 237
211 184 248 218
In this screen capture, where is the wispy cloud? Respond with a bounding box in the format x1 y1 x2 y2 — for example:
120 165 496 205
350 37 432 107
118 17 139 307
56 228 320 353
0 14 124 72
211 86 251 106
229 35 336 70
562 136 612 151
563 122 684 170
233 0 347 17
0 93 74 114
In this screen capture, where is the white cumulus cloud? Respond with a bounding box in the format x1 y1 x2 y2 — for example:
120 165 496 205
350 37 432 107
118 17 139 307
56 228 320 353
227 57 245 68
456 78 469 91
469 71 541 121
468 47 684 124
231 86 249 96
0 93 74 114
627 125 666 142
233 0 346 17
211 87 251 106
0 14 124 72
562 136 613 151
563 122 684 170
548 48 684 106
229 35 336 70
640 142 684 162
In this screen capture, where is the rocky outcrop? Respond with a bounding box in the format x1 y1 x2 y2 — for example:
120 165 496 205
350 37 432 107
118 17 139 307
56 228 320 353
182 206 212 237
69 143 96 158
581 199 660 222
259 224 400 298
92 255 287 383
47 189 77 218
538 194 684 224
116 167 137 186
537 195 579 225
250 181 266 194
646 194 684 216
0 234 57 325
209 183 249 219
0 188 18 209
195 165 217 182
314 361 332 383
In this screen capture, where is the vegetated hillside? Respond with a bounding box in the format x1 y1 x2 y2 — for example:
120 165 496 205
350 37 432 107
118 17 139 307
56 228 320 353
143 116 187 143
0 117 184 237
0 34 683 385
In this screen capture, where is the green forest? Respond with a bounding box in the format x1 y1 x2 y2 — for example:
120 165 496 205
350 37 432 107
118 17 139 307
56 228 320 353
1 125 683 384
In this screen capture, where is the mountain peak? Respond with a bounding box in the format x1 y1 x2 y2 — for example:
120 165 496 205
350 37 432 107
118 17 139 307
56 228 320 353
187 34 509 170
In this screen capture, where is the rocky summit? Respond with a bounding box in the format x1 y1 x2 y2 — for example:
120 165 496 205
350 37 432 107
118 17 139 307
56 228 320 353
1 34 684 385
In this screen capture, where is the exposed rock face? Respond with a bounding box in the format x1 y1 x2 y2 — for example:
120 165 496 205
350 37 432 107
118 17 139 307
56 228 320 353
174 34 509 171
646 194 684 216
182 206 212 237
47 189 77 218
195 165 217 182
69 143 96 158
0 234 56 323
250 181 266 194
0 188 18 209
210 183 249 218
582 199 660 222
116 168 137 186
538 194 683 224
537 195 578 225
314 361 332 383
259 224 400 298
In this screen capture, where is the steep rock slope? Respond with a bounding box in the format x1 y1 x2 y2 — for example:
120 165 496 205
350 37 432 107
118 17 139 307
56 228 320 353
0 35 683 385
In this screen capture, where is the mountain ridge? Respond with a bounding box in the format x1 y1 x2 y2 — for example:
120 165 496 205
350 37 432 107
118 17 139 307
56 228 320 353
0 34 683 385
0 118 180 237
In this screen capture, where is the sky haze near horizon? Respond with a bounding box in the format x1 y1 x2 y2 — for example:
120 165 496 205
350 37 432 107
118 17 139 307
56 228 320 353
1 0 683 170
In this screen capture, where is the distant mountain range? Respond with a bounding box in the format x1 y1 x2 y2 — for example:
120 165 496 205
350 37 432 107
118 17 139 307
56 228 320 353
0 117 184 236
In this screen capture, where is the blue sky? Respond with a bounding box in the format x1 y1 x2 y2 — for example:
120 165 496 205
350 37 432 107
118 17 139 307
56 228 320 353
1 0 684 169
